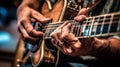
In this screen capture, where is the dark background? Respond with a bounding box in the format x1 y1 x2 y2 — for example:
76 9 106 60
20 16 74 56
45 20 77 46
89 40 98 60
0 0 22 67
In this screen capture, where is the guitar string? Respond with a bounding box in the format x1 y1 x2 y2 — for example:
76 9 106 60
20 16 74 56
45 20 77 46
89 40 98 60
46 22 117 37
44 15 120 29
42 14 120 38
44 18 119 31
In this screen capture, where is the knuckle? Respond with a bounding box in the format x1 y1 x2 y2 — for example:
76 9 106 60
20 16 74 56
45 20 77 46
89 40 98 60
17 22 20 27
51 31 57 36
21 18 27 23
23 35 29 40
62 34 68 39
33 11 39 16
27 27 33 33
58 30 61 33
51 33 56 38
50 32 54 36
20 17 29 23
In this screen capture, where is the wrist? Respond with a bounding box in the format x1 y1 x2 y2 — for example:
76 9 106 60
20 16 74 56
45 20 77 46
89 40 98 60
91 38 111 57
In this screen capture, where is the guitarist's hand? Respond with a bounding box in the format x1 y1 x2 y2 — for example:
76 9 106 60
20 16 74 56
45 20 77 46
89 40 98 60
17 5 51 43
51 8 120 57
51 8 90 56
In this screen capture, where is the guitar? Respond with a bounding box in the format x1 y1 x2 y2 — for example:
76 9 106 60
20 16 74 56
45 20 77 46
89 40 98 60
31 12 120 67
17 0 120 67
17 0 80 67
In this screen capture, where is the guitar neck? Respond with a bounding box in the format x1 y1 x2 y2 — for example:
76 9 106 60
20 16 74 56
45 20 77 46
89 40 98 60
44 12 120 39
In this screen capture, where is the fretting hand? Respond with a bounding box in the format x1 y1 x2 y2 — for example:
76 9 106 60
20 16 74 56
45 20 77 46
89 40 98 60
51 8 120 57
50 8 90 56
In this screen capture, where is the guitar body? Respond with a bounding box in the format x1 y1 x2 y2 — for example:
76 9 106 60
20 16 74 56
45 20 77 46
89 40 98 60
16 0 120 67
31 0 68 67
41 0 66 22
16 0 80 67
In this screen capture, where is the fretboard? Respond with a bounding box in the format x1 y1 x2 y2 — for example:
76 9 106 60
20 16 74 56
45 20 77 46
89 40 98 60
44 12 120 39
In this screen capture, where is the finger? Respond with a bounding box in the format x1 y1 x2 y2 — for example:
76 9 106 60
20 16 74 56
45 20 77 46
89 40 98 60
18 24 38 43
56 21 69 30
62 45 77 56
74 8 89 22
50 30 58 41
20 17 34 33
50 22 69 40
63 33 81 48
51 38 64 51
61 22 72 38
65 47 72 54
52 35 75 56
30 17 37 22
61 23 81 48
51 38 57 47
74 15 87 22
62 36 81 56
51 29 63 45
21 17 44 37
31 8 51 24
77 8 90 16
29 29 43 37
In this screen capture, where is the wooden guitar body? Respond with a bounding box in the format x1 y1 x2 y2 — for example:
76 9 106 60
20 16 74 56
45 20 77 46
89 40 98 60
30 0 68 67
41 0 67 22
16 0 120 67
16 0 80 67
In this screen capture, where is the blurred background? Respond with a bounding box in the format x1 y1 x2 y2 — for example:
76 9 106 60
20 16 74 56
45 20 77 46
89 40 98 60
0 0 24 67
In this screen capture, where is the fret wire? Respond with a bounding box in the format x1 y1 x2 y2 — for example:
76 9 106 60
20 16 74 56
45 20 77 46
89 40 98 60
79 21 84 36
70 22 74 34
77 32 120 38
75 23 78 36
44 12 120 38
90 21 118 25
72 23 76 36
45 21 119 33
77 22 81 37
93 17 100 36
82 19 88 36
75 22 79 37
74 23 78 36
95 16 116 22
108 14 114 33
76 23 78 37
45 20 119 31
45 16 120 30
75 22 78 36
79 22 83 36
84 18 92 36
78 22 82 36
49 21 119 29
100 15 106 34
117 14 120 32
89 17 94 36
44 30 48 38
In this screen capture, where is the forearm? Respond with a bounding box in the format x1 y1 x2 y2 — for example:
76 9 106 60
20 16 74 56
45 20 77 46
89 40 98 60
92 37 120 58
